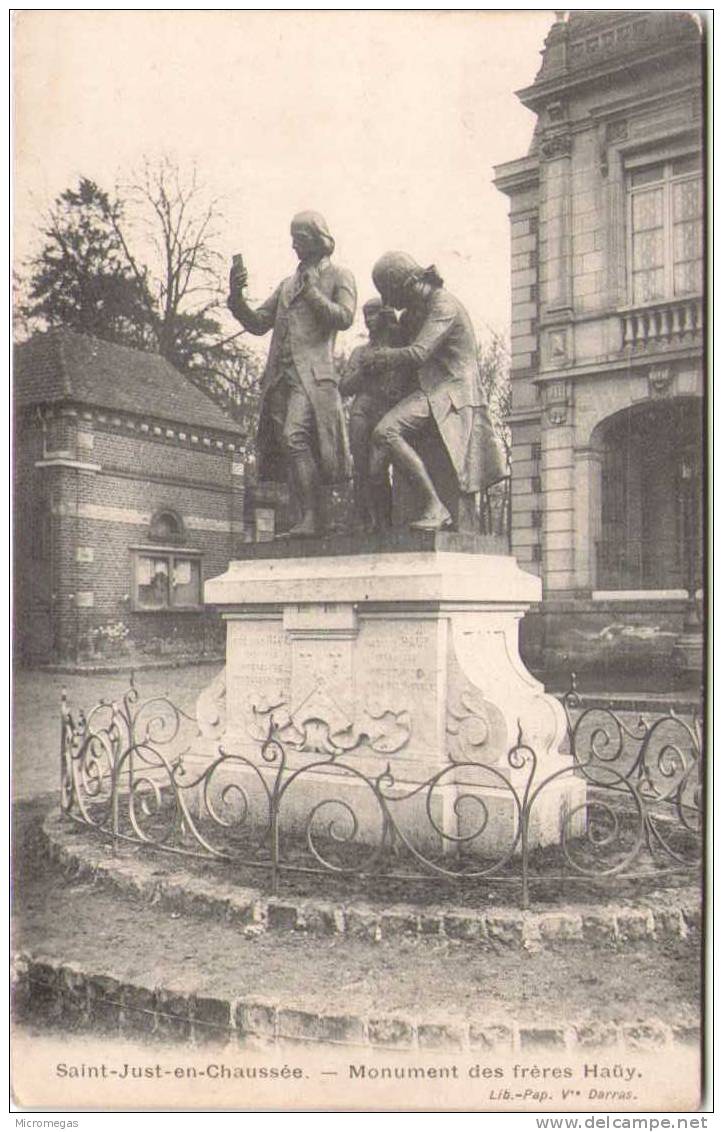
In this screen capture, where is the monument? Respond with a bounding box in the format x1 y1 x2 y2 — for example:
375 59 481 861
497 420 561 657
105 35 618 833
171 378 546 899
228 210 356 539
195 237 584 858
339 297 415 532
367 252 507 532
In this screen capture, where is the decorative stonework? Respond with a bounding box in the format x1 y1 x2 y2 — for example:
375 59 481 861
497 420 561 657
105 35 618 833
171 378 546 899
568 16 652 67
38 405 239 453
540 132 572 161
605 119 628 143
546 99 567 124
196 552 581 858
648 365 674 396
548 329 569 364
248 690 413 756
543 379 571 426
446 684 507 765
547 407 567 426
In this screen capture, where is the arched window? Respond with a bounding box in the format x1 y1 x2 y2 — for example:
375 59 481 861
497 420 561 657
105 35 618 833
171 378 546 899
596 399 703 591
149 509 185 544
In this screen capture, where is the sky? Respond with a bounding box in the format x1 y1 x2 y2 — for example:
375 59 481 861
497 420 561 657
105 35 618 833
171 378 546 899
14 10 554 346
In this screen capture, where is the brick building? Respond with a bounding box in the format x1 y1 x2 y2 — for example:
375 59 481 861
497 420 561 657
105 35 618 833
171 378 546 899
494 11 704 676
14 329 246 665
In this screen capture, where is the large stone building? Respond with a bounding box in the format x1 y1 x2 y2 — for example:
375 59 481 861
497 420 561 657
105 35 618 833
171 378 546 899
14 329 246 665
494 11 704 676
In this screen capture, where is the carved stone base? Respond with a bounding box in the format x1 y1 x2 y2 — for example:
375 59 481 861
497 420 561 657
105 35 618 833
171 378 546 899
196 550 584 856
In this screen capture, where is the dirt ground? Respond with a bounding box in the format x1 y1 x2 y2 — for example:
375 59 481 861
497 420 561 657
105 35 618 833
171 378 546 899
13 795 701 1030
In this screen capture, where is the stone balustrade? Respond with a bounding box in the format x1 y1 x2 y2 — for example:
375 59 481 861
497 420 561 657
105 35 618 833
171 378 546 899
621 296 703 352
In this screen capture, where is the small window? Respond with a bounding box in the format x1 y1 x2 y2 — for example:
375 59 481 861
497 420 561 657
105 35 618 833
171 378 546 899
531 475 542 494
531 509 543 529
132 550 202 611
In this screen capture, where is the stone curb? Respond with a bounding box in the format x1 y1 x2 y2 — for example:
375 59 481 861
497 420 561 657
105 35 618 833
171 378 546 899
43 812 701 952
11 952 700 1054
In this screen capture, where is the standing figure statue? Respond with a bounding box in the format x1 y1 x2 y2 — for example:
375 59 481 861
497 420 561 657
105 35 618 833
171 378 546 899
339 297 415 531
367 252 506 532
228 211 356 538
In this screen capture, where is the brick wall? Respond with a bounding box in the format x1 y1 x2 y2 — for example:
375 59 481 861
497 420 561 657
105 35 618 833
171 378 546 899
15 407 245 665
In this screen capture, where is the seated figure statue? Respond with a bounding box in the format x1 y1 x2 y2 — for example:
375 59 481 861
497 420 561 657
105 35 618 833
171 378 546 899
367 251 507 532
339 297 415 531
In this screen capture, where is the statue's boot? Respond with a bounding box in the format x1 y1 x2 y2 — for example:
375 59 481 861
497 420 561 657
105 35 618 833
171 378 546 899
388 438 452 531
285 452 321 539
410 504 453 532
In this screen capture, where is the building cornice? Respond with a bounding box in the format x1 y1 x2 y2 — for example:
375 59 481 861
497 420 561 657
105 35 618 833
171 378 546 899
586 82 703 125
534 347 703 386
22 400 244 453
508 409 542 426
493 156 539 197
517 31 701 113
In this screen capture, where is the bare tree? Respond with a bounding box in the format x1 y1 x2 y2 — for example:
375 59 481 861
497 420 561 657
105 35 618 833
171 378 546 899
477 328 512 468
19 162 266 462
104 157 228 372
190 339 262 457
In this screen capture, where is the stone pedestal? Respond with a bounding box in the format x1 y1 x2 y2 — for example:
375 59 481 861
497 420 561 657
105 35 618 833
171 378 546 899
195 535 584 858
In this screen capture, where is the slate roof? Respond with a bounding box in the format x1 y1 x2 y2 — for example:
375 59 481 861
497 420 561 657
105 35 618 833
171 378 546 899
14 328 244 436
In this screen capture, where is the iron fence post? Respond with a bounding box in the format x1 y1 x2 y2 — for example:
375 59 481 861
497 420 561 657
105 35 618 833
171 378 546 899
111 763 119 857
270 796 280 896
520 811 530 911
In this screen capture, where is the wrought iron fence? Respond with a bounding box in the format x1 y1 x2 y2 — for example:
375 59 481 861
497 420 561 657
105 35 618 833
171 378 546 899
59 674 702 909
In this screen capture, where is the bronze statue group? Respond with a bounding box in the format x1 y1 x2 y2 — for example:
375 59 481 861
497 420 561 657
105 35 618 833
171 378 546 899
228 211 506 538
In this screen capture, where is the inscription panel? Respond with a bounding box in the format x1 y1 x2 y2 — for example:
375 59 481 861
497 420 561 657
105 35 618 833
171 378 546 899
225 612 445 757
354 618 442 751
226 619 291 726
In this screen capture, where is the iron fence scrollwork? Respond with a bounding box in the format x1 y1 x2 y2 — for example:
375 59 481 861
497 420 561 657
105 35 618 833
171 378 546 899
59 672 702 909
